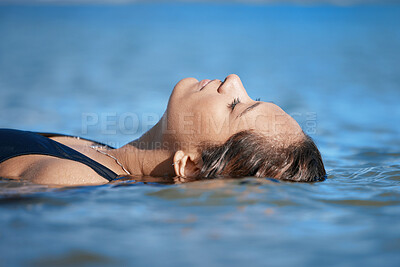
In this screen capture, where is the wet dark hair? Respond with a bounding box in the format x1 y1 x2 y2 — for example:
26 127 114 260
199 130 326 182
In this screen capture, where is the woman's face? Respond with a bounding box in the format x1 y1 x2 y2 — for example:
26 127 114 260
163 74 303 151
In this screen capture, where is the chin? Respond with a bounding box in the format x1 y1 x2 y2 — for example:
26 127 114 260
170 78 198 101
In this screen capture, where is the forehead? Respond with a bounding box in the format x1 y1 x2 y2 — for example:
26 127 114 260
237 102 303 139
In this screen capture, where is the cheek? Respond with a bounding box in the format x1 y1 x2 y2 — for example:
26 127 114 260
166 93 232 144
191 99 231 140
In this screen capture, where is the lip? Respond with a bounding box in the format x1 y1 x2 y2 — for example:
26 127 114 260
198 76 229 92
198 79 212 91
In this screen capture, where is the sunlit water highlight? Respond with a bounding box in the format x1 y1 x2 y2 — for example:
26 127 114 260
0 4 399 266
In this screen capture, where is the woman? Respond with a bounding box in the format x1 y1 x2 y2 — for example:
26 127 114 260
0 74 326 185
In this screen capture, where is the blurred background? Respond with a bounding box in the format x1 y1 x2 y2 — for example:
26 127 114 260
1 0 399 149
1 1 400 267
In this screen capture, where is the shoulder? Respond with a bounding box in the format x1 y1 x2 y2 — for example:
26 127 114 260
25 157 110 186
48 136 98 147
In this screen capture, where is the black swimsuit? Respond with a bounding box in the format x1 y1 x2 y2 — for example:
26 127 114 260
0 128 118 181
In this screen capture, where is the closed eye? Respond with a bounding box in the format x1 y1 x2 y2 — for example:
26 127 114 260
228 98 240 111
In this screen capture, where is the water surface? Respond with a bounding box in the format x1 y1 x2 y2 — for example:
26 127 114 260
0 3 400 267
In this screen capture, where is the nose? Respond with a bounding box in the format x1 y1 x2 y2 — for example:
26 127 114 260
217 74 245 95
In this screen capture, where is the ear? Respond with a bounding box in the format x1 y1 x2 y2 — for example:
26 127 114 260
173 150 202 178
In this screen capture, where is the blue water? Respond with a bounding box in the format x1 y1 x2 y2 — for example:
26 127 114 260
1 3 400 267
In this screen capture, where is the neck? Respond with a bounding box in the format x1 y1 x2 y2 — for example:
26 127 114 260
109 145 175 177
108 115 176 177
128 114 165 150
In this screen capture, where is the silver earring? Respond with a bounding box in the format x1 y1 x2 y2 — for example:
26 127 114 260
172 160 180 166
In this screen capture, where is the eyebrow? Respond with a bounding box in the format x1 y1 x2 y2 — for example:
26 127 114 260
237 102 262 118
